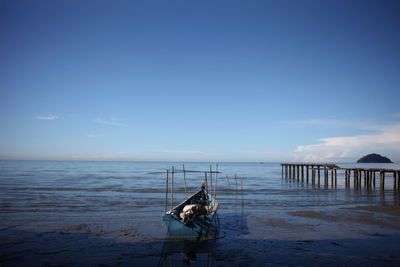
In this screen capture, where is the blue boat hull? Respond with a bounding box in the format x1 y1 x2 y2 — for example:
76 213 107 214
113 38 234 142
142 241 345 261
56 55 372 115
162 187 219 237
162 213 216 237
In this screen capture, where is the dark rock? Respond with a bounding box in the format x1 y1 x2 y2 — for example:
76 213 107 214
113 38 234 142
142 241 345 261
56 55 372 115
357 153 393 163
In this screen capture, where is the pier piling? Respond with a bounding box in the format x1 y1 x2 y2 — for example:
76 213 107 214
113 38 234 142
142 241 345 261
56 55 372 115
281 163 399 192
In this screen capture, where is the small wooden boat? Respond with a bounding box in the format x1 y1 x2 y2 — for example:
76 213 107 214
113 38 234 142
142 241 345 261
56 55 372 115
159 165 220 238
163 184 219 237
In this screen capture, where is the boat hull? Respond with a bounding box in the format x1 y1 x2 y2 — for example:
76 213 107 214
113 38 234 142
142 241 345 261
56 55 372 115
162 213 217 237
162 187 219 237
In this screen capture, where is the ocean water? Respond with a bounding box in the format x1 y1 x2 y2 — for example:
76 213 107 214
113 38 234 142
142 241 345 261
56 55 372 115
1 160 400 266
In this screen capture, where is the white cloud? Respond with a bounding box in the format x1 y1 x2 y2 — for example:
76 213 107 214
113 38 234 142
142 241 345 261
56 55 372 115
36 115 59 120
95 118 128 127
294 123 400 162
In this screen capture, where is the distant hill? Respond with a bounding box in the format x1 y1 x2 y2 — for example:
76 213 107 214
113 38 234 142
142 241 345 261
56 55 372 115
357 153 393 163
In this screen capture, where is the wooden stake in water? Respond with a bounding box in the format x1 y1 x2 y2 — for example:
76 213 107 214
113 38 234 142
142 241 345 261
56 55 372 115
214 164 218 200
235 174 238 202
171 166 174 209
241 176 244 207
204 172 208 192
210 165 213 198
165 169 169 212
183 164 187 198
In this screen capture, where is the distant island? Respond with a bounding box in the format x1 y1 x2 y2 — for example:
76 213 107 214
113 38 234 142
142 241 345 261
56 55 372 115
357 153 393 163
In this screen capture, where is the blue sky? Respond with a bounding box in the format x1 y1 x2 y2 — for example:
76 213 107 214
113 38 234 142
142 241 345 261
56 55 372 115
1 0 400 162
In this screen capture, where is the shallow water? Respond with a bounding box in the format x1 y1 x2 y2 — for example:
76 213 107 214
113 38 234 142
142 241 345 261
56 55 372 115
1 160 400 266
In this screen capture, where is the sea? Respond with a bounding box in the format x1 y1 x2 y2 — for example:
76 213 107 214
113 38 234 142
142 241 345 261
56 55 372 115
1 160 400 266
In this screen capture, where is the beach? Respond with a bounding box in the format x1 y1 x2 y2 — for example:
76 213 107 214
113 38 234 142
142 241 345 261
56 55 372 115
1 160 400 266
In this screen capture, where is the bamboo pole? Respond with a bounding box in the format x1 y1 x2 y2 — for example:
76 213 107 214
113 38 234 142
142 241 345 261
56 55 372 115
165 169 169 212
210 164 213 198
171 166 174 209
235 174 238 202
241 176 244 207
183 164 187 198
214 164 218 200
205 172 208 192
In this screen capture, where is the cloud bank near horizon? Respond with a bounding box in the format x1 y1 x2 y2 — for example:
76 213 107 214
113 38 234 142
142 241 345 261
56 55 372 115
294 123 400 162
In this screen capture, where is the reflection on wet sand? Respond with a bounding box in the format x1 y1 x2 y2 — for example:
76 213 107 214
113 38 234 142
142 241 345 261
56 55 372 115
159 210 222 266
158 238 217 266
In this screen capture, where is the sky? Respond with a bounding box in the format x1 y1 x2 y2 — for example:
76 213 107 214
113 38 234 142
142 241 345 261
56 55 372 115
0 0 400 162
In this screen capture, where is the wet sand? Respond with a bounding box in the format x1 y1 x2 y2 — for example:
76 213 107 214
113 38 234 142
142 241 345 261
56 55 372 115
1 231 400 266
2 204 400 266
289 205 400 231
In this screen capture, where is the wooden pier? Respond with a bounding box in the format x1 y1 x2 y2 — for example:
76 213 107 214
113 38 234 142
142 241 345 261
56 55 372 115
281 163 400 191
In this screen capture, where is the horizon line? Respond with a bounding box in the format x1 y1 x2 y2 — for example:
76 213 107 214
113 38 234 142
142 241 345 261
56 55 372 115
1 158 395 164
